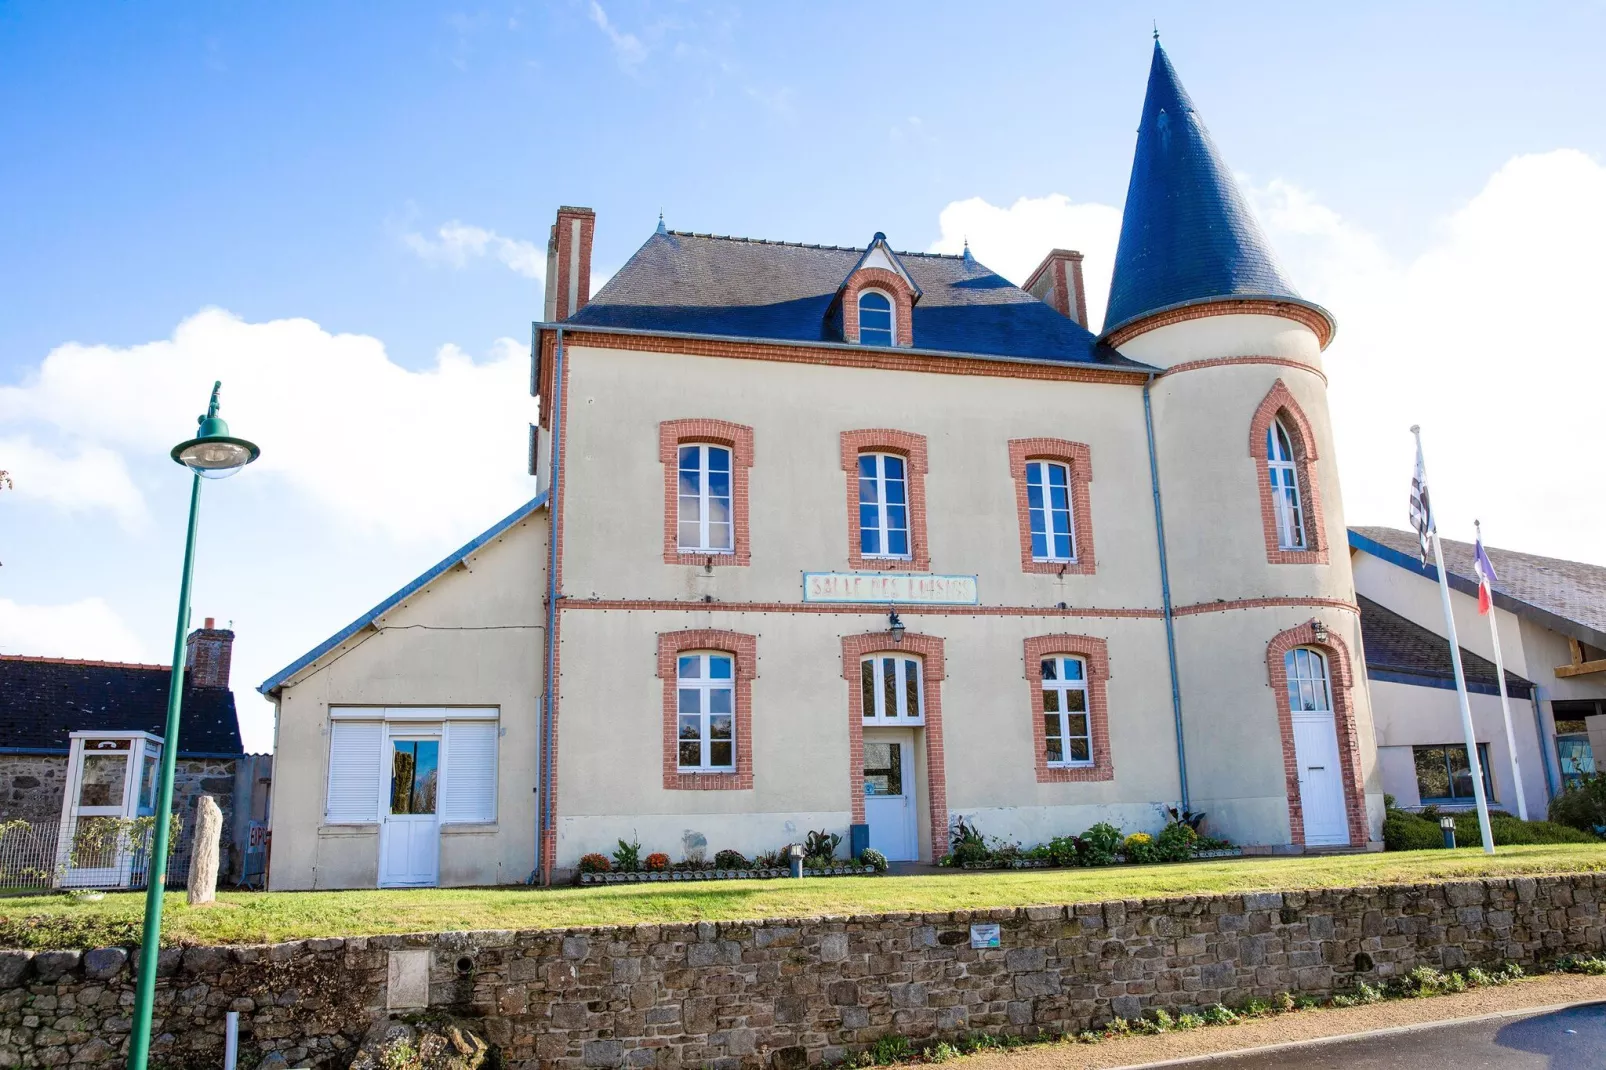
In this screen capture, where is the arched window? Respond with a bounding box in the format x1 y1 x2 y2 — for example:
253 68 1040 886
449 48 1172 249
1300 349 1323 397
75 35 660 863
677 443 734 552
857 289 894 346
857 452 910 559
1266 419 1306 550
1039 655 1092 766
1285 647 1332 713
861 654 924 724
676 652 736 772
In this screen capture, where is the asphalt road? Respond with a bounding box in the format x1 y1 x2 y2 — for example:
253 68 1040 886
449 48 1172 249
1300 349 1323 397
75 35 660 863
1150 1002 1606 1069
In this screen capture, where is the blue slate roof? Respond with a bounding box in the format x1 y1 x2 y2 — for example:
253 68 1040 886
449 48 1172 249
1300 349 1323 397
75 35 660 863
1104 42 1332 338
258 492 548 696
566 231 1140 368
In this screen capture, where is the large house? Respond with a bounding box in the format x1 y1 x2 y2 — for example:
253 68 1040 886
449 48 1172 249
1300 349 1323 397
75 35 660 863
1351 528 1606 816
261 42 1383 889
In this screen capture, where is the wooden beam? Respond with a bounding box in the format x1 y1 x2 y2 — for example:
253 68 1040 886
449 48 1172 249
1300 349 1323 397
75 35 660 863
1555 658 1606 678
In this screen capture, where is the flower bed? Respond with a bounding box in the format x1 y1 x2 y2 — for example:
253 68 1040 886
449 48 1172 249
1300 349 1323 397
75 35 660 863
575 834 889 885
958 846 1242 871
578 863 880 885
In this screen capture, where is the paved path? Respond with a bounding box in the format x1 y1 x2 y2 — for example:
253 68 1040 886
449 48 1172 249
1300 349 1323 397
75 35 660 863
1148 1001 1606 1069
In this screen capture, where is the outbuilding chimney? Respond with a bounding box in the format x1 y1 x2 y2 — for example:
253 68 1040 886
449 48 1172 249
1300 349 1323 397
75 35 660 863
1023 249 1089 327
184 617 235 690
544 206 597 322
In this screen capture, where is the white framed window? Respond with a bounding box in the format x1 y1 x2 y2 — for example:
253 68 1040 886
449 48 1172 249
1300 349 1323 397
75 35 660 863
857 452 910 558
1267 420 1306 550
1026 460 1076 562
858 289 894 346
678 444 734 553
861 655 924 725
1285 647 1332 713
1040 656 1092 766
325 709 498 825
677 653 736 772
326 720 384 824
440 721 498 823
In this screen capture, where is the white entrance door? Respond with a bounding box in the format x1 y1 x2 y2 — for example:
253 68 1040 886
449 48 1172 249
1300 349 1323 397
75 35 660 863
1285 646 1349 846
863 732 919 861
379 735 440 887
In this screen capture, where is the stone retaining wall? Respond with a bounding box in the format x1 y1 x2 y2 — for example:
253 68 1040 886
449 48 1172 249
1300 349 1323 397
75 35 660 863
2 874 1603 1068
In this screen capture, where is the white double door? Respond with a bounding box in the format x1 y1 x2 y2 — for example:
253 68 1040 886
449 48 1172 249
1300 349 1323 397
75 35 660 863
1292 710 1350 846
863 730 919 862
379 730 441 887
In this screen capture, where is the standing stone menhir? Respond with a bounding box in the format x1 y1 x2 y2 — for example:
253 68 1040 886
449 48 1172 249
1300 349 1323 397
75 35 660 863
187 794 223 906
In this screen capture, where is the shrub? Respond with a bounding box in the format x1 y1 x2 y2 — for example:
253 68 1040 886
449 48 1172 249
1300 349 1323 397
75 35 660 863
712 849 749 870
1080 822 1123 866
858 848 889 873
643 852 670 872
1045 835 1081 867
1202 1004 1237 1025
1274 991 1295 1012
1556 954 1606 975
1383 807 1444 851
1123 831 1157 864
1481 814 1596 845
1149 1008 1175 1031
1155 821 1197 863
1175 1013 1205 1030
1548 773 1606 834
950 817 991 866
804 829 842 861
578 853 611 874
612 837 642 872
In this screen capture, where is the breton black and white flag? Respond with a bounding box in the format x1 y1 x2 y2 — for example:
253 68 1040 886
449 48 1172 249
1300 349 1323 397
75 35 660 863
1409 442 1434 564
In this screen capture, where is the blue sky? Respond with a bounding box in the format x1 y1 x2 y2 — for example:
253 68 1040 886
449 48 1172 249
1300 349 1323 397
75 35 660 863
3 2 1604 751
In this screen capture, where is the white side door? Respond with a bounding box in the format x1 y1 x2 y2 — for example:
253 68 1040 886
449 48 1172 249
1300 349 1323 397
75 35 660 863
1293 712 1349 846
379 733 441 887
863 733 918 861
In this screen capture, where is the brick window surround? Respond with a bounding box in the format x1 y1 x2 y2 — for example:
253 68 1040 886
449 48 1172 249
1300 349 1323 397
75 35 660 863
842 267 916 347
1008 439 1097 575
657 630 757 790
1023 634 1113 783
659 419 754 566
840 429 931 572
1249 381 1328 565
841 630 947 862
1266 622 1368 847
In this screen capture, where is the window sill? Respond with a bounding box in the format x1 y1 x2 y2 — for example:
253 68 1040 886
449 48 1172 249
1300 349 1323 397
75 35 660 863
665 550 747 567
317 824 378 836
441 822 499 835
1045 764 1096 772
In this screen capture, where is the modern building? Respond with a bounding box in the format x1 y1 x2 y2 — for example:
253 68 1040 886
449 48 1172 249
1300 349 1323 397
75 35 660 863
261 41 1384 889
1351 527 1606 817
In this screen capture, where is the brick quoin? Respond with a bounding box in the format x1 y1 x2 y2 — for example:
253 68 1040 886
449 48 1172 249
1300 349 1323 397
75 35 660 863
840 429 931 572
658 419 755 566
539 339 574 882
1249 380 1330 566
1023 634 1114 783
656 630 757 791
1103 298 1334 349
1007 438 1096 576
841 266 916 347
841 630 947 862
1266 622 1369 848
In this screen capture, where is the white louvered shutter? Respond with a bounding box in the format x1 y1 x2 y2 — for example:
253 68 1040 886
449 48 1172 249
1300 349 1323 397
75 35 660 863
325 721 382 823
441 721 498 824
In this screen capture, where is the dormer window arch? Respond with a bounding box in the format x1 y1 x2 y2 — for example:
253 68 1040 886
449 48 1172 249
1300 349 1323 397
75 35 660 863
857 289 895 347
839 232 920 348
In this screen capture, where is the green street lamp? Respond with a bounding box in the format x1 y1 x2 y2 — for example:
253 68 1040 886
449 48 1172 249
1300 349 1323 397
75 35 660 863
128 381 258 1070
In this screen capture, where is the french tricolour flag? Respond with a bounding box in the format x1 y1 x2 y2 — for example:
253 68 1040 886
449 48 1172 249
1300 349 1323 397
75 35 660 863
1473 533 1498 615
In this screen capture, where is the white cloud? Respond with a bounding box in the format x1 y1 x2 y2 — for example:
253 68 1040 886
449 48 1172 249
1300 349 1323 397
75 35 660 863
0 309 537 544
933 150 1606 565
0 597 149 661
928 194 1123 331
405 221 544 280
589 1 647 69
0 435 148 530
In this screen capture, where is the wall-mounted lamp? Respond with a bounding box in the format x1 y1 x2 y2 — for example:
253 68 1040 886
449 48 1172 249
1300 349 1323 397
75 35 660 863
1311 619 1329 645
888 610 906 645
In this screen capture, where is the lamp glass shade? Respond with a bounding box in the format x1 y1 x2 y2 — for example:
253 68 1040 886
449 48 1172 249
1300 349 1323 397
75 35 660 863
173 436 259 478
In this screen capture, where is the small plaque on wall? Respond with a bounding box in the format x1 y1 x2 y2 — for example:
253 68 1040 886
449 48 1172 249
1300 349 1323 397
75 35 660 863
970 923 1001 949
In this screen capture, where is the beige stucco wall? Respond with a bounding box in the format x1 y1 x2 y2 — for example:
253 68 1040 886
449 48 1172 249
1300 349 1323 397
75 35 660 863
267 512 546 890
1371 680 1541 814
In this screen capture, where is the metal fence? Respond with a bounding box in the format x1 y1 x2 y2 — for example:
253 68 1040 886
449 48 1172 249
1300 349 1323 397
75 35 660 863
0 816 194 893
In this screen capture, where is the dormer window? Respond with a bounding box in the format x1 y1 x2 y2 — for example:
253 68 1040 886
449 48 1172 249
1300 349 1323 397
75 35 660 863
857 290 894 347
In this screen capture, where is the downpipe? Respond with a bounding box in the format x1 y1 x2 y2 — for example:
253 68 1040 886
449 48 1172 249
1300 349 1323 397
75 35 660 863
1144 377 1190 810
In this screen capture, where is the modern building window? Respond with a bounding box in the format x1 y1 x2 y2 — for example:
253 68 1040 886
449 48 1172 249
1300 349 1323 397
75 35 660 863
857 452 910 559
1040 655 1092 766
861 655 925 724
677 443 734 553
857 290 894 346
1026 460 1077 562
1267 419 1306 550
677 652 736 772
1552 702 1600 790
1413 743 1494 803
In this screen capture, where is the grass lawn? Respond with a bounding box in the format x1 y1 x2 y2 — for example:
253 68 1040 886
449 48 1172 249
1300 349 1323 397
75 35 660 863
2 844 1603 950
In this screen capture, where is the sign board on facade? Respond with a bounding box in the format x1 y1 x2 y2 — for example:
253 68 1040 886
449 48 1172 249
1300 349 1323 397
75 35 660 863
969 923 1001 949
802 572 979 605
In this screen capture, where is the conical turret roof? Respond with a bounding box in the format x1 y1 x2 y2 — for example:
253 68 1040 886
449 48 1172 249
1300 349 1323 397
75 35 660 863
1103 42 1331 339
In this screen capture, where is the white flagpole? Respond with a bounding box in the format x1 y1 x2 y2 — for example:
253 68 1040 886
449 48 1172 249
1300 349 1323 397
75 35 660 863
1413 426 1494 853
1477 519 1529 821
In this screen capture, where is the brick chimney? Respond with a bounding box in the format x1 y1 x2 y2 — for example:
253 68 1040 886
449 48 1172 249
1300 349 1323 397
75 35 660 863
1023 249 1089 327
184 617 234 690
544 206 596 322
